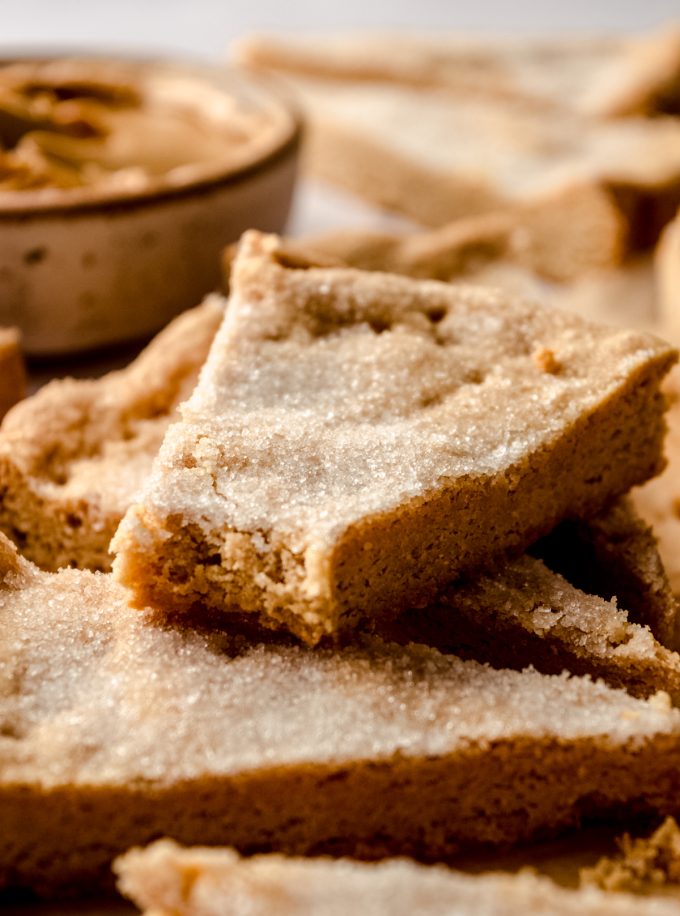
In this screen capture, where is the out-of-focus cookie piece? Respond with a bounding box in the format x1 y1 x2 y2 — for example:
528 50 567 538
633 366 680 633
236 24 680 118
234 73 680 248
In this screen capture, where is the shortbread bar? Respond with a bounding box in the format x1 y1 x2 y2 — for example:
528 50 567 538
114 231 676 644
382 553 680 698
222 191 627 285
535 497 678 648
236 24 680 117
3 532 680 894
234 72 680 245
289 196 628 282
116 840 680 916
0 296 224 571
0 327 25 421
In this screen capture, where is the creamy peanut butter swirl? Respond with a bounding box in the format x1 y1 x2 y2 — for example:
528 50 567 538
0 59 291 198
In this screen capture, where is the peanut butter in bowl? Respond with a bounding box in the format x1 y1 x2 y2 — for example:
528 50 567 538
0 56 301 354
0 58 294 198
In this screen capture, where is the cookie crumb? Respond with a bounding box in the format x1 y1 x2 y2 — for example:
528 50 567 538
534 347 560 374
581 817 680 893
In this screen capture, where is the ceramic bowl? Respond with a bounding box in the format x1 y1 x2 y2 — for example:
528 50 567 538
0 55 301 355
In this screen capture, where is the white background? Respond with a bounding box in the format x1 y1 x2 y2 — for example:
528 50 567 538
2 0 679 60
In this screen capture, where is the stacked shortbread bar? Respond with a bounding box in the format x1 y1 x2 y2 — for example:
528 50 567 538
3 227 680 899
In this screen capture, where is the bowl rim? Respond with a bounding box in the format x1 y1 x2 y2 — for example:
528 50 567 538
0 50 303 218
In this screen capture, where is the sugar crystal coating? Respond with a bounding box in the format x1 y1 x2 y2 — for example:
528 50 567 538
2 534 680 790
165 281 659 546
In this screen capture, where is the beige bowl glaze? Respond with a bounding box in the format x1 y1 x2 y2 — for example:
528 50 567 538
0 56 301 355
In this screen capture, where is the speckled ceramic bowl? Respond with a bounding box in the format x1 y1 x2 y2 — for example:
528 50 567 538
0 55 301 355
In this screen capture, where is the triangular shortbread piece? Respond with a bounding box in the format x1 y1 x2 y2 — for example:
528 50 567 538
381 553 680 699
238 73 680 240
236 24 680 118
114 231 675 644
0 295 223 571
0 327 25 422
116 841 680 916
3 533 680 895
534 498 678 649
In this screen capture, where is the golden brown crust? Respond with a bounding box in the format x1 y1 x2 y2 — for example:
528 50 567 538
9 734 680 897
0 327 25 422
0 297 223 571
114 231 677 645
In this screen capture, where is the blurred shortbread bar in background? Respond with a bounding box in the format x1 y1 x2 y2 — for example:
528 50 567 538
4 531 680 895
235 45 680 246
0 296 223 572
115 840 680 916
290 198 629 283
0 327 25 421
236 23 680 117
113 231 675 645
